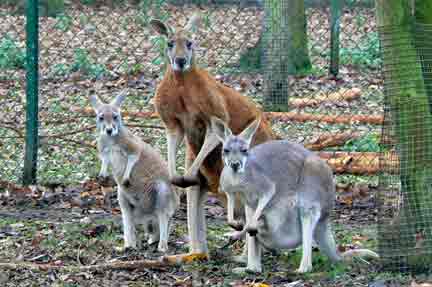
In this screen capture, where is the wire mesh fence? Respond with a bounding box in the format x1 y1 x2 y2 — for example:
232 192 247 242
0 3 26 186
377 22 432 274
0 0 382 185
0 0 387 273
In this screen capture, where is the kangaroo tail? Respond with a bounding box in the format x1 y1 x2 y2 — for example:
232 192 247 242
341 249 379 261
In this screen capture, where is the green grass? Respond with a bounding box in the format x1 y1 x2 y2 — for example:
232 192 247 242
50 48 107 79
54 13 73 31
339 32 381 70
0 34 25 70
342 133 381 152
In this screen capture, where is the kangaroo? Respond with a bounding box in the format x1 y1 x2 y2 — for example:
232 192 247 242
212 117 379 273
90 93 178 252
150 14 277 259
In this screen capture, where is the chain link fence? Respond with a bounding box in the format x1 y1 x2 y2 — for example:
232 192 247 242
378 21 432 273
0 0 390 270
0 0 382 183
0 2 26 187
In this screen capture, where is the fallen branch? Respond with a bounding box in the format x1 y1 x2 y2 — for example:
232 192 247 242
0 122 23 137
0 180 31 194
72 107 158 119
318 151 399 175
125 123 164 130
305 132 362 151
43 125 96 139
0 259 170 272
267 112 383 125
0 253 209 272
73 107 384 125
290 88 362 108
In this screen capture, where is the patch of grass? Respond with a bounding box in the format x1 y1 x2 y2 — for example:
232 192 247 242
120 61 144 76
341 133 380 152
50 48 107 79
71 48 107 78
339 32 381 70
0 34 25 70
136 0 169 27
54 13 73 31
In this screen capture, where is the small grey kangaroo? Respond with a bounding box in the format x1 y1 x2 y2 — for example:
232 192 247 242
212 117 379 273
90 93 178 252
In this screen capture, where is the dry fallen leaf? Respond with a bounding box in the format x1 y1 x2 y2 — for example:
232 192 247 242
411 281 432 287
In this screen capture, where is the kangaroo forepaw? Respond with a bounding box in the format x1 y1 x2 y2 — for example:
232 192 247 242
97 175 110 185
170 175 200 188
228 220 244 231
224 230 244 241
122 178 131 188
246 226 258 236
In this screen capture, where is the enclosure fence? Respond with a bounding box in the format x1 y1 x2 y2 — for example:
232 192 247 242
377 22 432 273
3 0 431 274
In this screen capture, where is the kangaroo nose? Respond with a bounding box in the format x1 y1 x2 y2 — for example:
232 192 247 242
231 162 241 172
106 128 113 135
175 57 187 69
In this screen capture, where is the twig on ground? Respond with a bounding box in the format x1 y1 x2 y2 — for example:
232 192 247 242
0 258 173 272
72 106 384 125
305 132 362 151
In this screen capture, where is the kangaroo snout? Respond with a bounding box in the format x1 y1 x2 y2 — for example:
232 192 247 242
230 162 241 172
175 57 187 69
106 128 113 135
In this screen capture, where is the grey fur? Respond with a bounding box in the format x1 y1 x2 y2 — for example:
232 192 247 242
214 117 378 273
91 95 178 252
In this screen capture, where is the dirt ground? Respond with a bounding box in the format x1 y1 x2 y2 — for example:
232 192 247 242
0 2 426 286
0 183 417 287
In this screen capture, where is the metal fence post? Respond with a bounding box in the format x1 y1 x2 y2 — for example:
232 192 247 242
330 0 342 76
23 0 39 185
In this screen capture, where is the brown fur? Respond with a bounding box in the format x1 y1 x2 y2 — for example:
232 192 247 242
155 60 277 203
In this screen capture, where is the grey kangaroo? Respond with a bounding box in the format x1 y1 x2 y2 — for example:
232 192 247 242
90 93 178 252
212 117 379 273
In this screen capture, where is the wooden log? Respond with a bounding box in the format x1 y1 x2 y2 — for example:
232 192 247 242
73 107 383 125
0 253 208 273
267 112 383 125
304 131 362 151
318 151 399 175
290 88 361 108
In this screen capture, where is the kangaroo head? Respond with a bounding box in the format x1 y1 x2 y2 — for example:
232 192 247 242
150 14 202 72
212 117 261 173
90 92 126 137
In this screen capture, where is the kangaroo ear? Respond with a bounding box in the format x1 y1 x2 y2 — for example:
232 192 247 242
211 117 232 143
150 19 172 37
89 95 102 111
239 117 261 146
111 91 127 107
184 13 203 32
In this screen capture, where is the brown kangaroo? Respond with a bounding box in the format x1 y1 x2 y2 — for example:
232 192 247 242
150 14 278 260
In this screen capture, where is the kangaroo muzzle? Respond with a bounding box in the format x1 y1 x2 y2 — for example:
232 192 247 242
175 57 187 69
230 161 242 172
104 124 117 136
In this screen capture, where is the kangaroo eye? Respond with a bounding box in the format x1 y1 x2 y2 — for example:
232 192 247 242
240 148 248 154
223 148 230 154
186 40 193 49
167 40 174 49
113 114 118 120
98 115 104 121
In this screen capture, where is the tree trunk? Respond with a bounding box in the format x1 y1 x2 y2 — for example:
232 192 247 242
259 0 311 111
377 0 432 272
414 1 432 114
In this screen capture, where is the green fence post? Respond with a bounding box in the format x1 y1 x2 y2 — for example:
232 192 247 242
23 0 39 185
329 0 342 76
